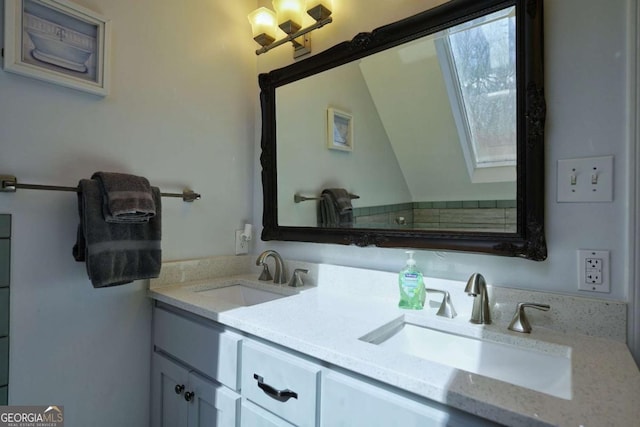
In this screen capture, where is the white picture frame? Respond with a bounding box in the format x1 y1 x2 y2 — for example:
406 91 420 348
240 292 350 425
327 107 353 152
3 0 111 96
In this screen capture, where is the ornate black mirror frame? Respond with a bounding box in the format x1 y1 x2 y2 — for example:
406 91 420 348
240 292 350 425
259 0 546 261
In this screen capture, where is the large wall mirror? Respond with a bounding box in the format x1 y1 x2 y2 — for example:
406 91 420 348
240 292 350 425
259 0 546 260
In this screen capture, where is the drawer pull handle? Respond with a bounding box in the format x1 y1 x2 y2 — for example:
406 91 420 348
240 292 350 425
253 374 298 402
184 391 195 402
174 384 185 395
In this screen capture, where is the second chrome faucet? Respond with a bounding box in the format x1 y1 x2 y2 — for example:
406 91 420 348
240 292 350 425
256 250 308 287
465 273 491 324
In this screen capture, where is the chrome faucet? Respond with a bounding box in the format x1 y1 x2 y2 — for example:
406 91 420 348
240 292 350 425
256 250 287 284
464 273 491 324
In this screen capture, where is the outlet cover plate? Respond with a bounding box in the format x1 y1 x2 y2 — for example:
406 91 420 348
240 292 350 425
577 249 610 293
235 230 249 255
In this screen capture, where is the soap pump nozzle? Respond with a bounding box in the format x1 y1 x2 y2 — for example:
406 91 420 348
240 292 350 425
405 250 416 266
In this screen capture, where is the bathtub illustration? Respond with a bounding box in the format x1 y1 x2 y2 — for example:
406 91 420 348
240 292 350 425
24 12 96 74
4 0 108 95
27 29 92 72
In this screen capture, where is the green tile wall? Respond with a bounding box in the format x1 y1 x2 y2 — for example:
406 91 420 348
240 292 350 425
0 214 9 405
354 200 517 231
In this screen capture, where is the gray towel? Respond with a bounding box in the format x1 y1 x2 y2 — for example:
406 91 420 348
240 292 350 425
92 172 156 223
73 179 162 288
318 188 353 228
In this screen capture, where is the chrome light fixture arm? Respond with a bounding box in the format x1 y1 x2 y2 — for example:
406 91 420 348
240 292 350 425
255 17 332 56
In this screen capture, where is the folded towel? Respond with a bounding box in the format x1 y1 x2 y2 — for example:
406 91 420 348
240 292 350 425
72 179 162 288
318 188 353 228
92 172 156 223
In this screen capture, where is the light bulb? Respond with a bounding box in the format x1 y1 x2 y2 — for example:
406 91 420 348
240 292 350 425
248 7 277 46
272 0 305 34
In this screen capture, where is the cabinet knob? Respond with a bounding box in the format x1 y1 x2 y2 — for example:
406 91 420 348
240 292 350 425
174 384 185 395
184 391 195 402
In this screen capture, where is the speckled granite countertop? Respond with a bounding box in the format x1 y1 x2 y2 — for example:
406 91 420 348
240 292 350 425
149 257 640 427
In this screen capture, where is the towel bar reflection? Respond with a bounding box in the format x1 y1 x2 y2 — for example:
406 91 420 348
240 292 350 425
0 175 201 202
294 192 359 203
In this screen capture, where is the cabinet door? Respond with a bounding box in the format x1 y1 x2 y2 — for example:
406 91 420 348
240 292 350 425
241 400 296 427
321 371 499 427
151 352 189 427
187 371 240 427
153 306 242 390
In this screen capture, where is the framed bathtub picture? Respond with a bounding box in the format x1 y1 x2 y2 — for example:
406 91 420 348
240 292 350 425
3 0 111 96
327 107 353 152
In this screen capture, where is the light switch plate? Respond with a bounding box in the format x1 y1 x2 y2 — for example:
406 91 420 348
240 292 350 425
557 156 613 202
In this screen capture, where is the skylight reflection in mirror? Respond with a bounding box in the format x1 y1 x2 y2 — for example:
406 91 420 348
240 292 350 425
444 7 516 170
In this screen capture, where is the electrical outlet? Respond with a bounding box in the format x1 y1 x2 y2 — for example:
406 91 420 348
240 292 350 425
235 230 249 255
578 249 610 293
585 269 602 284
585 258 602 270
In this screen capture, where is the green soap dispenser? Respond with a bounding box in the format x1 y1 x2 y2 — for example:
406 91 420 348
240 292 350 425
398 251 426 310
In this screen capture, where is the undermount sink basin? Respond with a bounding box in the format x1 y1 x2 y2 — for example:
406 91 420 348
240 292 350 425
360 317 572 399
194 284 288 307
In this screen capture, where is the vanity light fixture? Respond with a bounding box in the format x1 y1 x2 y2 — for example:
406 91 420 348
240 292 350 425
248 0 333 58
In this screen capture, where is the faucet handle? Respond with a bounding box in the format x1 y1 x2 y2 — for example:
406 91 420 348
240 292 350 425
508 302 550 333
258 264 273 281
425 288 457 318
288 268 308 287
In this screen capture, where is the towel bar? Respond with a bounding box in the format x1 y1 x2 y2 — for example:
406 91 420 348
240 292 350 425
294 192 359 203
0 174 200 202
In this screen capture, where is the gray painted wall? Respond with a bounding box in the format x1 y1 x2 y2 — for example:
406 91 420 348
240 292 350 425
0 0 257 425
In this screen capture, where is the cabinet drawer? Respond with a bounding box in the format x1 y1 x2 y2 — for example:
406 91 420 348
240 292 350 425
0 288 8 337
153 306 241 390
321 371 499 426
0 240 9 288
0 337 8 386
241 400 295 427
241 340 319 427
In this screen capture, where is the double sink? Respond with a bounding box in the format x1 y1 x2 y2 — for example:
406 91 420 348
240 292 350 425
190 282 572 400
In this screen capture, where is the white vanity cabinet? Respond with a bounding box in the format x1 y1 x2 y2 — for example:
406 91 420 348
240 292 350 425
151 302 498 427
151 304 242 427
